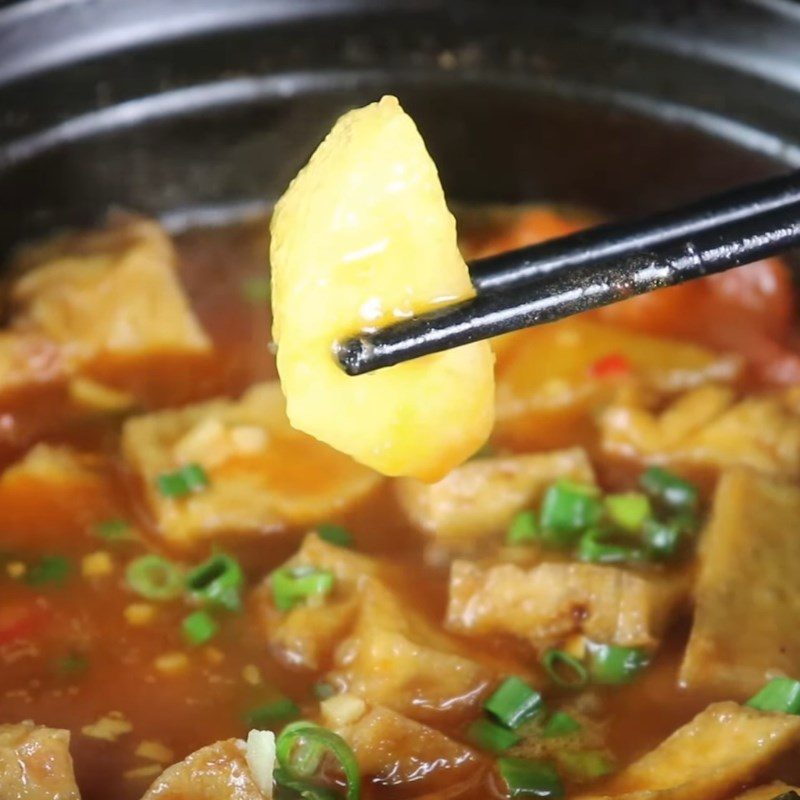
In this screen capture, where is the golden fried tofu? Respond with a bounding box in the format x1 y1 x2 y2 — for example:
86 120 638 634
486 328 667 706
122 383 382 544
0 722 80 800
495 318 740 450
12 216 210 362
579 702 800 800
681 469 800 696
141 739 262 800
395 448 594 546
601 385 800 478
447 560 688 650
324 700 479 787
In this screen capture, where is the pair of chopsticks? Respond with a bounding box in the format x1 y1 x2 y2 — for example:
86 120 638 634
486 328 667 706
336 170 800 376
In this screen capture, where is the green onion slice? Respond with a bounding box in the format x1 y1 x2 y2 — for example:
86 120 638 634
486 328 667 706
54 651 89 677
497 756 564 799
273 768 338 800
642 518 683 561
539 481 602 547
156 463 210 498
541 650 588 689
245 697 300 727
639 466 698 511
603 493 651 533
577 528 645 565
276 720 360 800
313 682 336 701
485 676 544 730
26 555 70 587
186 553 244 612
542 711 581 739
747 677 800 715
467 718 521 753
125 555 183 601
507 511 540 546
586 641 650 685
270 566 334 612
93 518 133 541
181 610 218 645
316 524 354 548
557 750 615 781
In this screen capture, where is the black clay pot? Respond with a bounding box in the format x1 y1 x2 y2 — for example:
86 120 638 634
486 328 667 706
2 0 800 258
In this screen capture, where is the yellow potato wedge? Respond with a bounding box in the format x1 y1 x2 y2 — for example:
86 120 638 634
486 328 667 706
270 95 494 481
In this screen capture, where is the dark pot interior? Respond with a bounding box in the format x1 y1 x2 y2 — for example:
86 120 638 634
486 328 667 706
2 0 800 257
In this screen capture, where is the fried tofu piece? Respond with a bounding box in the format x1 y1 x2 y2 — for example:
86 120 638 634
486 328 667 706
0 722 80 800
12 216 210 362
447 560 688 650
333 578 491 721
0 444 116 545
142 738 263 800
395 448 594 546
122 383 382 544
260 535 490 718
579 702 800 800
495 318 740 449
601 384 800 478
327 701 480 787
681 470 800 696
258 534 382 669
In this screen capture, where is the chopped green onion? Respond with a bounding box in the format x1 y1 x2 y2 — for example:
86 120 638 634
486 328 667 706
245 697 300 727
26 555 70 587
241 275 272 304
182 610 218 645
540 481 602 547
316 524 354 548
467 718 521 753
125 555 183 601
156 463 210 498
276 720 360 800
497 756 564 799
507 511 540 546
604 493 651 533
639 466 698 511
313 682 336 701
557 750 615 781
642 518 683 560
577 528 645 565
485 676 545 729
186 553 244 612
270 566 334 612
93 518 133 541
747 677 800 715
54 651 88 677
541 650 588 689
542 711 581 738
586 641 650 685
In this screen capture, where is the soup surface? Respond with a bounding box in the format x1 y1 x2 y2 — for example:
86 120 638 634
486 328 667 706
1 206 800 800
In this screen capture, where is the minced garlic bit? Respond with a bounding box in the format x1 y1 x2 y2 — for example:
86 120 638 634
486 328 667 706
6 561 25 579
125 603 156 627
135 740 174 764
154 651 189 676
124 764 163 781
81 711 132 741
245 729 275 798
320 693 367 727
81 550 114 578
242 664 262 686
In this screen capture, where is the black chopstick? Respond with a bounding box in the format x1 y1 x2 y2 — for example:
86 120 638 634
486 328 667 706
469 169 800 292
336 184 800 377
